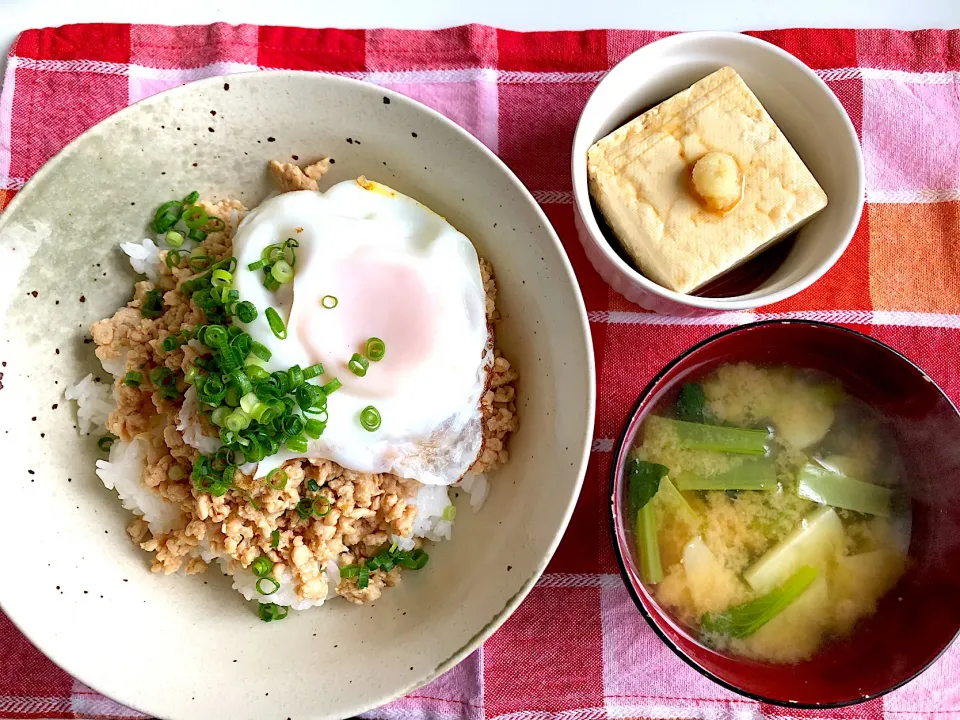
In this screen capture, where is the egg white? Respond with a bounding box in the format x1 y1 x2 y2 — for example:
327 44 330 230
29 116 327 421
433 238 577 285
230 178 491 485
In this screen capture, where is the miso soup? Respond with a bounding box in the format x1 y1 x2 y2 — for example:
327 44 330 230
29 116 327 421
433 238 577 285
625 362 910 664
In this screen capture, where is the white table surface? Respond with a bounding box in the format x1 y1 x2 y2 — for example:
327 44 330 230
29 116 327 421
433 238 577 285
2 0 959 80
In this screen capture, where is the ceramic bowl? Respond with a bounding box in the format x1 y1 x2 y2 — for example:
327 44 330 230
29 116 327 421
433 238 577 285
571 32 865 316
0 71 595 720
610 321 960 706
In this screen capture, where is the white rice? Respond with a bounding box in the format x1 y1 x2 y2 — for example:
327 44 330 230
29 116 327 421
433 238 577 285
409 484 455 542
225 557 340 609
120 238 164 283
459 472 489 510
95 437 184 535
64 373 114 435
177 386 221 455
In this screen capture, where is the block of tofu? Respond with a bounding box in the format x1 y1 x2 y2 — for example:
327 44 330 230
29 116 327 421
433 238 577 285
587 67 828 294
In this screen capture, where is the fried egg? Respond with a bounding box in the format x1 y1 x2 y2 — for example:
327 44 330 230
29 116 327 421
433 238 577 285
231 178 491 485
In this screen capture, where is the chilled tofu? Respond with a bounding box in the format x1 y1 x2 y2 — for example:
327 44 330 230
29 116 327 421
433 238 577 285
586 67 828 294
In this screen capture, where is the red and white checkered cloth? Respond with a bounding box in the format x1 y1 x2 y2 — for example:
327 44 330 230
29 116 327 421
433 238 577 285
2 22 960 720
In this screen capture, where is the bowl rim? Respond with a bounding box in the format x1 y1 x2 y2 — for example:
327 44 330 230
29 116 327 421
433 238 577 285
0 69 598 720
571 31 866 312
607 319 960 708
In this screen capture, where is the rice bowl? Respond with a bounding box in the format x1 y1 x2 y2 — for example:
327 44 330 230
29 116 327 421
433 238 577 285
0 71 594 720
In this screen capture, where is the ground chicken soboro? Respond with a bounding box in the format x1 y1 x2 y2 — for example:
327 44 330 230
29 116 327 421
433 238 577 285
92 160 518 605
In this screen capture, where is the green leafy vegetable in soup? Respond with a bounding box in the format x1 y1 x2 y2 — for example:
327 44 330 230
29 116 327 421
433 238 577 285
626 362 910 664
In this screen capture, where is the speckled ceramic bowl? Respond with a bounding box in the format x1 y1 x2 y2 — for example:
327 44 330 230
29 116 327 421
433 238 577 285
0 72 595 720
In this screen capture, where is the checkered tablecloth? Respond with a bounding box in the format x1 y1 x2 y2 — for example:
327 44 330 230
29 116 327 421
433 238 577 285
2 22 960 720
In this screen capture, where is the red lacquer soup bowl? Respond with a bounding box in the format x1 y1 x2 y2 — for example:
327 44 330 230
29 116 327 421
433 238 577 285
609 320 960 707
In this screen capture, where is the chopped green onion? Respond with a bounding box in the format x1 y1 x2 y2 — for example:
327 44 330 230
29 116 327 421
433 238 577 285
321 295 338 309
160 334 182 353
251 555 274 578
188 255 211 271
365 337 386 362
97 435 116 452
165 250 182 269
247 259 267 272
286 435 308 453
271 260 294 284
265 307 287 340
321 378 342 395
251 341 272 361
184 365 202 385
141 288 164 318
302 363 324 380
340 564 361 578
286 365 304 390
211 269 233 287
296 497 315 519
304 418 326 439
307 479 320 492
124 371 142 387
152 200 184 233
187 228 207 242
267 468 288 490
164 230 185 248
360 405 381 432
314 496 331 517
182 205 208 230
442 505 457 522
225 409 251 432
235 301 257 323
211 406 231 427
257 601 287 621
357 565 370 589
270 529 280 548
348 353 369 377
182 191 200 204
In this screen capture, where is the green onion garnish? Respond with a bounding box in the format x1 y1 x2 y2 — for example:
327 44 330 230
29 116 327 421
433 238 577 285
235 301 257 323
182 205 208 230
182 191 200 204
270 530 280 548
188 255 211 272
124 371 142 387
251 555 274 578
302 363 324 380
442 505 457 522
256 576 280 595
271 260 294 284
339 564 361 578
247 259 266 272
357 565 370 589
97 435 116 452
187 228 207 243
365 337 386 362
304 418 326 439
286 435 308 453
296 497 316 519
267 468 287 490
265 307 287 340
321 295 338 309
257 602 288 621
360 405 381 432
321 378 342 395
306 479 320 492
314 496 331 517
165 230 184 248
211 269 233 287
348 353 369 377
141 288 164 318
165 249 182 269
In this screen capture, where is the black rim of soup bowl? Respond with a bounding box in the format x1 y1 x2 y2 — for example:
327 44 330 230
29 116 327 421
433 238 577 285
607 319 960 709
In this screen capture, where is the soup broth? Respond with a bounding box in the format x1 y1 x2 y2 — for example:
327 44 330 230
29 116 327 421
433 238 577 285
626 362 911 664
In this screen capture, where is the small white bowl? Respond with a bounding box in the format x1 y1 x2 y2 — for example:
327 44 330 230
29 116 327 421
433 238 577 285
571 32 865 316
